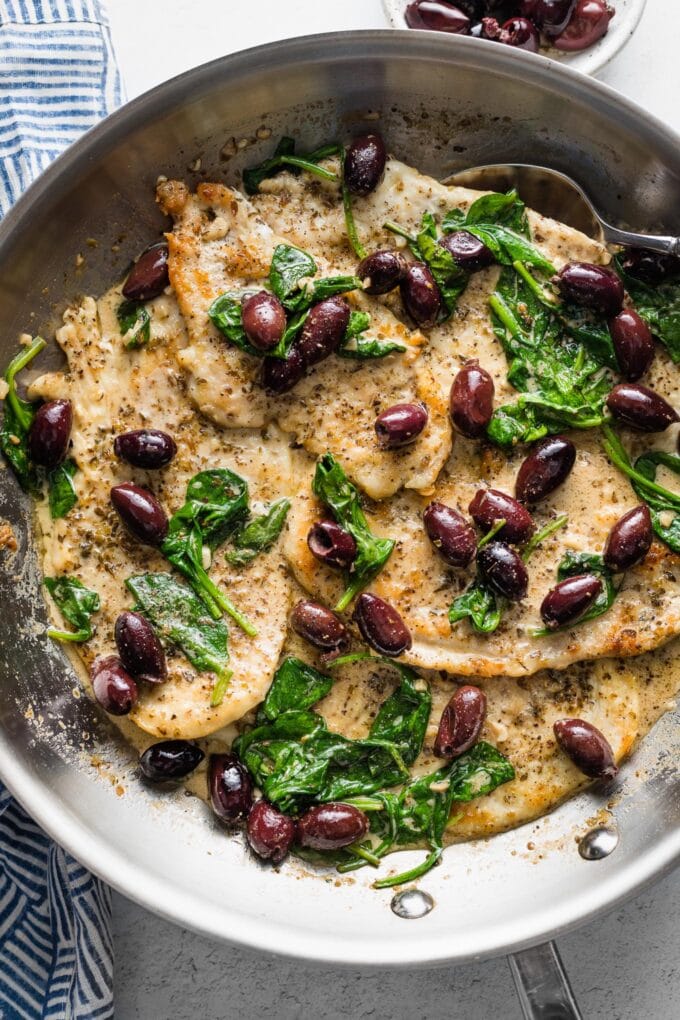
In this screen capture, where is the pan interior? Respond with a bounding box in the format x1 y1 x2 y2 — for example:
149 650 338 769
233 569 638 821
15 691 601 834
0 32 678 966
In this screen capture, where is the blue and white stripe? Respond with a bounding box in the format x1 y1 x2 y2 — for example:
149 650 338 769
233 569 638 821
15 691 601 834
0 0 123 215
0 1 120 1015
0 787 113 1018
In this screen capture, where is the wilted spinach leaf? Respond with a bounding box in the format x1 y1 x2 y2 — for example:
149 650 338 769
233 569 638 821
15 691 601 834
602 425 680 554
1 337 46 492
126 572 232 704
117 300 151 348
161 469 255 635
207 290 261 356
236 657 430 813
312 453 395 611
339 310 406 360
533 550 618 637
448 578 501 634
48 458 78 519
269 244 318 308
366 660 431 766
445 189 529 233
616 256 680 362
365 742 516 887
261 657 334 722
210 259 362 361
487 266 613 447
45 576 100 643
449 515 568 636
443 190 552 272
243 137 340 195
226 497 290 566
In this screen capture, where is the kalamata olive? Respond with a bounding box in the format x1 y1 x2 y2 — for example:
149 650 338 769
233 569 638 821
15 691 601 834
140 740 204 782
515 435 576 504
434 685 487 759
400 261 442 328
28 399 72 468
297 297 350 367
557 262 624 317
423 502 477 568
91 656 138 716
114 611 167 684
113 429 177 469
540 574 603 629
620 247 680 284
241 290 287 351
469 488 535 545
603 504 653 572
439 230 495 272
608 310 655 382
553 718 618 781
122 242 169 301
553 0 614 52
307 520 357 570
477 541 529 601
261 345 306 394
354 592 412 657
499 17 540 51
247 800 297 864
405 1 471 33
343 134 387 197
357 249 408 295
374 402 428 449
290 600 350 654
297 803 369 850
606 383 679 432
450 360 495 439
521 0 576 33
209 752 253 824
110 482 168 545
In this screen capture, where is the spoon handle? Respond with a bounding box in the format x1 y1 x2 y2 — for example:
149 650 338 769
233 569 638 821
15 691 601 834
601 224 680 258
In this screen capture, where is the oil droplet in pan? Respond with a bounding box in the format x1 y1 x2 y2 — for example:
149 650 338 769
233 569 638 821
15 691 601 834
579 826 619 861
390 889 435 919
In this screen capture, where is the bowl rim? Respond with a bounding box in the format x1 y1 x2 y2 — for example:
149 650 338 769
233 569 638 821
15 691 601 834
0 29 678 966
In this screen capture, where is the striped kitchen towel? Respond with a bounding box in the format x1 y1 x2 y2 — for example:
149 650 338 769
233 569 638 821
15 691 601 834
0 2 122 1016
0 0 122 215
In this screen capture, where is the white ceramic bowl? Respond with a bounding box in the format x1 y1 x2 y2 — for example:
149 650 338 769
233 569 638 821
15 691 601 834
382 0 647 76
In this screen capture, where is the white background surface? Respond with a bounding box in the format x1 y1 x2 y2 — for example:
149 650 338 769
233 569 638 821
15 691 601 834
106 1 679 1016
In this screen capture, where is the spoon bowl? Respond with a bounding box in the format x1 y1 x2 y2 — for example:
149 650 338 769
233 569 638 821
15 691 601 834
446 163 680 256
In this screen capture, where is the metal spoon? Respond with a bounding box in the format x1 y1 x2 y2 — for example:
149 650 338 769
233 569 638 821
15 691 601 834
445 163 680 257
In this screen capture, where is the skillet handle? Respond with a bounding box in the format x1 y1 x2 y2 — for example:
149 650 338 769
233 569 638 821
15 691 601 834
508 941 583 1020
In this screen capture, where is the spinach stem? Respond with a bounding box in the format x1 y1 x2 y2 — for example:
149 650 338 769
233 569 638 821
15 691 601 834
278 156 338 181
335 579 362 614
373 846 442 889
489 292 525 340
522 513 568 562
477 518 506 551
602 425 680 505
343 796 387 813
346 842 381 868
47 626 87 643
179 560 257 636
512 260 559 306
383 220 417 245
5 336 46 431
210 669 234 707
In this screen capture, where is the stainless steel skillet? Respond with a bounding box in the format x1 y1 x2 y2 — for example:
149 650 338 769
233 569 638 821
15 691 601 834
0 30 678 1012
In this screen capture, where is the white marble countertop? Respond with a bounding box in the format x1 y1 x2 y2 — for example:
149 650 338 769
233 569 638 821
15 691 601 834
106 0 679 1015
